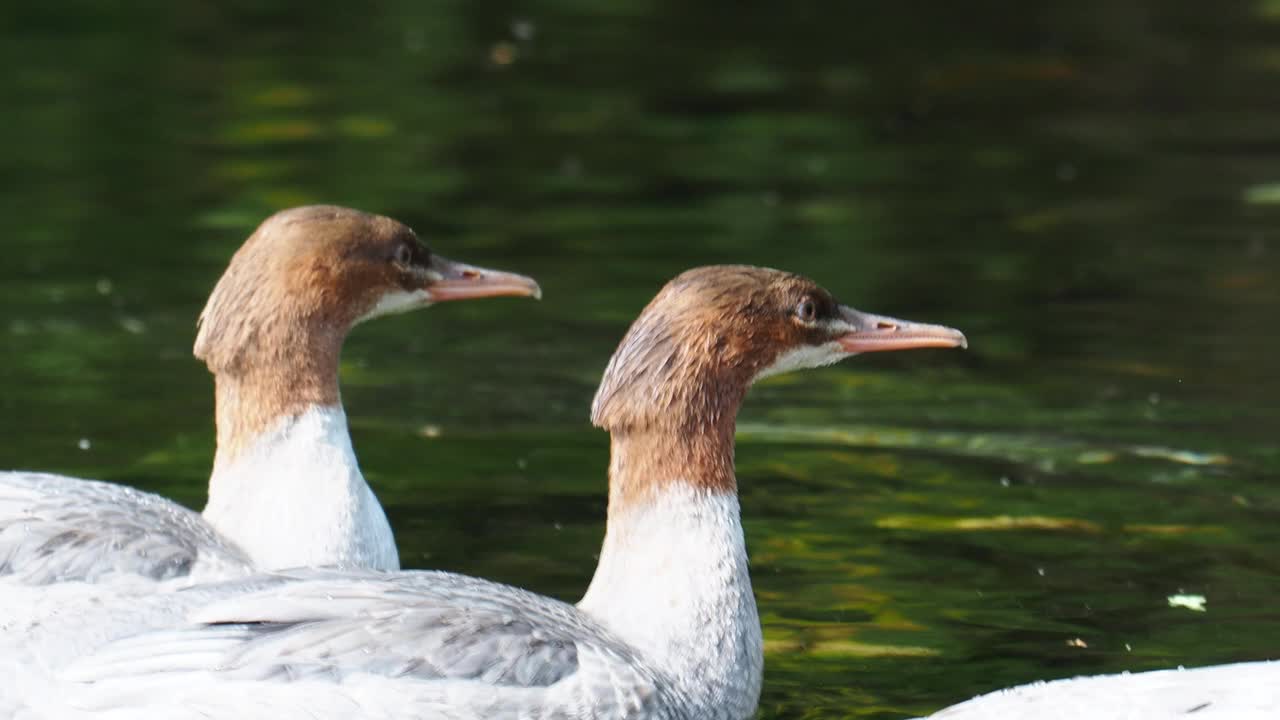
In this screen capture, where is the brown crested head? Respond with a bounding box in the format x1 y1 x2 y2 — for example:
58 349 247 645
590 265 967 433
193 205 540 376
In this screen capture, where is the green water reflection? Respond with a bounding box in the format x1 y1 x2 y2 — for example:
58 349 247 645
2 2 1279 717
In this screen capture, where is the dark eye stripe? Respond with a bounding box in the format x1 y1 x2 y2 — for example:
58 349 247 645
810 292 836 320
392 237 432 268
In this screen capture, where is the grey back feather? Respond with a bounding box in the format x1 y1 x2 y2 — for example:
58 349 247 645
0 472 252 584
62 568 689 718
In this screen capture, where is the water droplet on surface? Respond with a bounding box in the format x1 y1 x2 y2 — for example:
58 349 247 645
120 316 147 335
511 19 535 41
559 155 583 178
490 42 517 66
403 27 424 54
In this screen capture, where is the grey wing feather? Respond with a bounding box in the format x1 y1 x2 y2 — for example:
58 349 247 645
59 570 685 719
70 570 613 687
0 471 252 584
68 571 604 681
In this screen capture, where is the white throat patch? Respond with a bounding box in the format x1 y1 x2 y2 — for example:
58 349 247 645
753 340 849 382
357 288 432 325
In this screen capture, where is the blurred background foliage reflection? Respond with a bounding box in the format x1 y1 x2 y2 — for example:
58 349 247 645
2 2 1279 717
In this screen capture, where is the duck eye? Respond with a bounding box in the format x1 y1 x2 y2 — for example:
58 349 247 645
795 298 817 323
393 244 414 266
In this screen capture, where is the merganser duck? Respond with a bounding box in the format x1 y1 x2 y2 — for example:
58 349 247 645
921 661 1280 719
2 265 965 719
0 205 540 584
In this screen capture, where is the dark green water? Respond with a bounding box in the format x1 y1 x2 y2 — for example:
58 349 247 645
3 1 1280 717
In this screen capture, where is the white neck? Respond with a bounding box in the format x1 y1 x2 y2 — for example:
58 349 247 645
577 484 763 719
202 405 399 572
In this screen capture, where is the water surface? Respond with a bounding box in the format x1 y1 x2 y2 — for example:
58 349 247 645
2 2 1279 717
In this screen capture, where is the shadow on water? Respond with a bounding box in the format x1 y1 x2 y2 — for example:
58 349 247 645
2 1 1280 717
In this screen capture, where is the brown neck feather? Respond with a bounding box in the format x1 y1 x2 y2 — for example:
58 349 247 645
594 331 751 508
606 415 737 510
202 290 352 463
211 342 342 463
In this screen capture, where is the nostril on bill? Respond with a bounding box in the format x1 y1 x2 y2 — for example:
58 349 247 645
876 321 898 331
461 269 481 279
